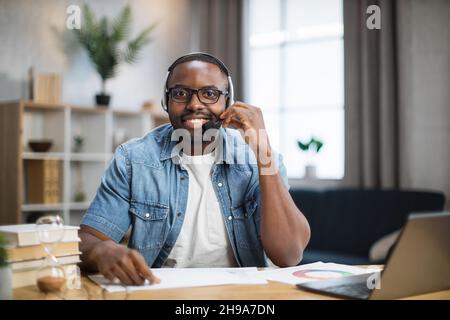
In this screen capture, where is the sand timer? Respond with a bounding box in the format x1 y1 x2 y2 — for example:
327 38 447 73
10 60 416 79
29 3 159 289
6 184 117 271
35 215 66 294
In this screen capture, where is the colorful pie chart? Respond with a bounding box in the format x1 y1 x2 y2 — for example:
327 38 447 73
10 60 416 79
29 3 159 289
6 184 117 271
293 269 354 280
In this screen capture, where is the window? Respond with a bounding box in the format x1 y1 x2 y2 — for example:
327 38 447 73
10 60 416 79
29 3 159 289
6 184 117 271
246 0 344 179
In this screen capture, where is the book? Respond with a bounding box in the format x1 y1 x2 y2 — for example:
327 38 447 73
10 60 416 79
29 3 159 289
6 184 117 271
26 159 61 203
33 73 61 104
0 224 79 247
13 263 78 289
11 254 81 272
6 241 80 262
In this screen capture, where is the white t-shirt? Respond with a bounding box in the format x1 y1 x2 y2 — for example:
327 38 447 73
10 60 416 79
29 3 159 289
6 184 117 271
163 150 238 268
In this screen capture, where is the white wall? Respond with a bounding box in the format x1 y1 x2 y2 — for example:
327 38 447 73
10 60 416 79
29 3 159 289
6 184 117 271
398 0 450 208
0 0 193 110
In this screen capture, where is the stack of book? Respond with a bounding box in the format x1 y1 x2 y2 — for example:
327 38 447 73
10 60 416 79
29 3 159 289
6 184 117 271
0 224 81 288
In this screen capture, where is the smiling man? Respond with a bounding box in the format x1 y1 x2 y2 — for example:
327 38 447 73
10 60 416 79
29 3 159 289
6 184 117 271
78 52 310 285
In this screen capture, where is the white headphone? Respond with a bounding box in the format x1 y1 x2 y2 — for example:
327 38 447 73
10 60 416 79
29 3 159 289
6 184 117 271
161 52 235 112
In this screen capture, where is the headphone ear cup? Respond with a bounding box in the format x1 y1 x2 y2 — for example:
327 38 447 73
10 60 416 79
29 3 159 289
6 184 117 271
161 95 168 112
161 71 170 112
227 75 234 108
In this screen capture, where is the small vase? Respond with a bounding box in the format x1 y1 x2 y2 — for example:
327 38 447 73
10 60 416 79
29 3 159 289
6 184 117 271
304 164 317 179
95 94 111 107
0 265 13 300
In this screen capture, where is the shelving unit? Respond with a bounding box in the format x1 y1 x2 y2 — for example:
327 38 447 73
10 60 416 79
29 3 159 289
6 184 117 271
0 100 159 225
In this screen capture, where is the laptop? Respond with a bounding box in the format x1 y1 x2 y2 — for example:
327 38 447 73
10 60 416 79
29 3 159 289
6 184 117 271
297 212 450 299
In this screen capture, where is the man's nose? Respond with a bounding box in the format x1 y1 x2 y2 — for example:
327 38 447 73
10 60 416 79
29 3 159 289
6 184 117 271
186 91 206 111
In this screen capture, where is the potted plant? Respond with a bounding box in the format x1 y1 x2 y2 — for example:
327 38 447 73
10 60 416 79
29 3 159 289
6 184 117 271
0 234 12 300
297 137 324 179
73 4 156 107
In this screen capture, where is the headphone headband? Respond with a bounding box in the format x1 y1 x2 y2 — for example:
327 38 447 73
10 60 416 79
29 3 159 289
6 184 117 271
161 52 235 112
167 52 231 76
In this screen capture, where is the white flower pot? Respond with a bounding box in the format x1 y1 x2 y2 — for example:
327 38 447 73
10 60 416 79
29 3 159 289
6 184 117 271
0 265 12 300
304 164 317 179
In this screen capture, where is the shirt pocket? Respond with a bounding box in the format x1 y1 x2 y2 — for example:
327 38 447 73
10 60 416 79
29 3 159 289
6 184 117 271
129 201 170 251
230 198 259 249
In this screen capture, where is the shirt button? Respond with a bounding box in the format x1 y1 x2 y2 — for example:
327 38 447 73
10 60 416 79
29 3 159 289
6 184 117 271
218 182 223 187
228 216 233 221
145 213 150 218
177 212 182 217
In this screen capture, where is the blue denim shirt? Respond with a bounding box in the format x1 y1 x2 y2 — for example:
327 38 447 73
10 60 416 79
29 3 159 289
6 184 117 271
81 124 289 267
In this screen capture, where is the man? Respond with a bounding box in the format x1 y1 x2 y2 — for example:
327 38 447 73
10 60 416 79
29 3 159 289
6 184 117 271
79 53 311 285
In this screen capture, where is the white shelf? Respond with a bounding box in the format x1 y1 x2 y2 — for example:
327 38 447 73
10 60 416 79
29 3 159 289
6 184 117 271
23 152 65 160
68 202 91 210
70 153 111 162
21 202 91 212
21 203 65 212
13 103 154 225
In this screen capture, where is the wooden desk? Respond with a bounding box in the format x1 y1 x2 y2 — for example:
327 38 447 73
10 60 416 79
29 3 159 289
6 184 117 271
13 275 450 300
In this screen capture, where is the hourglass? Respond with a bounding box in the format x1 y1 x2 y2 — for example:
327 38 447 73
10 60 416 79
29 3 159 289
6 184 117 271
35 215 66 294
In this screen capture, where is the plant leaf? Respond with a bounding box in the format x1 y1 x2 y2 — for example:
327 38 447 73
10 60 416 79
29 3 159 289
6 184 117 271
297 140 309 151
111 5 131 42
311 137 324 153
123 24 156 64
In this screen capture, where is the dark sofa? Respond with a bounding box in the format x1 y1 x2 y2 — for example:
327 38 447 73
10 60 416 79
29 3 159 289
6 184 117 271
289 188 446 265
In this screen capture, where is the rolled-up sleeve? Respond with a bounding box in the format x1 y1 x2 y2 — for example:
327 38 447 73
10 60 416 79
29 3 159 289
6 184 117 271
81 145 131 243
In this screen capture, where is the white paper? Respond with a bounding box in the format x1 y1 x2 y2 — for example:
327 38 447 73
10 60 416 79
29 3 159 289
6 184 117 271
89 267 267 292
253 262 381 285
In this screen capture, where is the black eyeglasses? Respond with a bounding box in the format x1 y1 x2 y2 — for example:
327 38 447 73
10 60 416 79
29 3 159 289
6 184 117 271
167 86 228 104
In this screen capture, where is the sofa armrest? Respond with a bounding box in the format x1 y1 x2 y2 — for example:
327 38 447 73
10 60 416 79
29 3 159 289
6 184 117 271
369 229 401 263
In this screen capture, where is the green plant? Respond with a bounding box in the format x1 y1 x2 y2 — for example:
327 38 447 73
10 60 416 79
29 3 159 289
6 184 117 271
0 234 8 267
73 134 84 152
74 190 86 202
297 137 324 154
73 4 156 94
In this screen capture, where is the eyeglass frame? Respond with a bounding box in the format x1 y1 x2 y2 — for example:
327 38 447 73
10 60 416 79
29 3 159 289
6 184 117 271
166 86 229 105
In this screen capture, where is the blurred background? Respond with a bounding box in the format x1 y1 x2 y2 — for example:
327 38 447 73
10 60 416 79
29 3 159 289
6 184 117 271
0 0 449 264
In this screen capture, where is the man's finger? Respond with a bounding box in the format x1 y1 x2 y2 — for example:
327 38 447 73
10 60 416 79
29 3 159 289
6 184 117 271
223 118 242 129
112 265 134 285
103 270 115 282
130 250 161 284
120 257 145 285
222 109 246 128
220 104 238 119
221 102 249 118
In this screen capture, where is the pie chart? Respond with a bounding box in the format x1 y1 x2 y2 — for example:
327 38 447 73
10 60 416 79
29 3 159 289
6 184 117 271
293 269 354 280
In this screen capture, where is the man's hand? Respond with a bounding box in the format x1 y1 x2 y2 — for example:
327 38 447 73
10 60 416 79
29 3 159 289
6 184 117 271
220 101 274 170
220 101 266 133
90 240 160 286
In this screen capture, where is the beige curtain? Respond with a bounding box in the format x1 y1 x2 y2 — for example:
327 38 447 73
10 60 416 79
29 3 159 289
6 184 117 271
343 0 400 188
190 0 244 99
